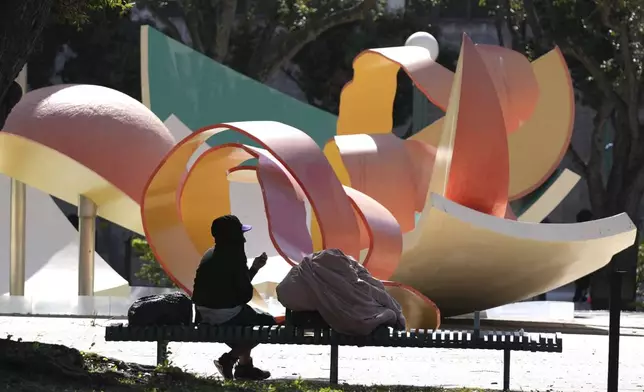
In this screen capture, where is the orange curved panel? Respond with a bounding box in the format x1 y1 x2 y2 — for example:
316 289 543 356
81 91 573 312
383 281 441 330
411 47 574 200
144 121 361 292
344 186 402 281
430 35 509 218
476 44 539 134
141 134 206 293
403 139 436 213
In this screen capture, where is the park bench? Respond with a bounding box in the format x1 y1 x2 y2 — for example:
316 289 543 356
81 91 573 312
105 311 563 391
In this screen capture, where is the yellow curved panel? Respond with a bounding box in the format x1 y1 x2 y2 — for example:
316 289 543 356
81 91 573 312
0 133 142 234
394 194 636 316
506 48 574 199
142 133 207 292
384 282 441 330
336 52 400 136
179 146 254 253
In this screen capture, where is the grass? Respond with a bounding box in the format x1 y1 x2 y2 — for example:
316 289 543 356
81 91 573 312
0 336 510 392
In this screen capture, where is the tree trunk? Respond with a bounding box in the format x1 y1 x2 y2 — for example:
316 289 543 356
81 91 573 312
211 0 237 62
0 0 54 108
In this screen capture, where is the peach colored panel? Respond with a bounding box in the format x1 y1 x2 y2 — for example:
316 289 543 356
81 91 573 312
4 84 175 203
403 140 436 213
332 134 417 233
476 44 539 134
383 281 441 330
344 186 403 281
436 36 509 217
255 154 313 263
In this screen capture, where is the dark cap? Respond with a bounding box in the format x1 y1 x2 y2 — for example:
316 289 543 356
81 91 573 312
210 215 252 239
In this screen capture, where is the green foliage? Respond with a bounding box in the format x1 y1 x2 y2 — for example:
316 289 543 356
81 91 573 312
131 237 178 288
2 337 509 391
139 0 388 79
51 0 133 27
29 5 141 100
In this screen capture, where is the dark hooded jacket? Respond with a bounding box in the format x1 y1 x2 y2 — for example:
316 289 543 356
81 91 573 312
191 239 254 309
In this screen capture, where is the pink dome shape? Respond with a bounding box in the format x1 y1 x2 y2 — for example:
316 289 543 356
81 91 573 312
3 84 176 202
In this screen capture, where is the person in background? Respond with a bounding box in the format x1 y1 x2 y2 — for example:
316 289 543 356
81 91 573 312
191 215 275 380
573 209 594 302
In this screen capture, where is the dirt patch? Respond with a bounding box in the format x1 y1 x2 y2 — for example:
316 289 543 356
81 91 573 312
0 337 490 392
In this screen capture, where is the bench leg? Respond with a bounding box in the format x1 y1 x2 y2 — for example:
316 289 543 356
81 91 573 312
503 349 510 391
156 340 169 366
329 343 339 385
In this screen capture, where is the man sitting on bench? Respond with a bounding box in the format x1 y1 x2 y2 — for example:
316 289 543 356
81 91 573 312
192 214 275 380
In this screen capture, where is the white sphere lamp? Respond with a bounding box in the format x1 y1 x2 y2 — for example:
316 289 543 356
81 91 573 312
405 32 440 61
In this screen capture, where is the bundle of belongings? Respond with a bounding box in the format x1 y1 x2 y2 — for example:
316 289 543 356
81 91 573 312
276 248 406 335
127 292 193 326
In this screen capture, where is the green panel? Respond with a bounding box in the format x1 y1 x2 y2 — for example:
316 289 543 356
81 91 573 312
511 168 564 218
145 26 338 148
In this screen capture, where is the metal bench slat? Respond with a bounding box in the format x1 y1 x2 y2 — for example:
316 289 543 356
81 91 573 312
104 324 562 353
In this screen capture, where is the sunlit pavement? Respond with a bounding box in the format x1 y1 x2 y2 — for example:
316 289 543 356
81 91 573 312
1 316 643 391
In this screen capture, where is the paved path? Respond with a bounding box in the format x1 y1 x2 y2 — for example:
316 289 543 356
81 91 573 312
1 316 643 391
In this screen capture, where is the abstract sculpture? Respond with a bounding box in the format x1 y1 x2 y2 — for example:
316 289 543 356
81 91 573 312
0 32 636 329
141 33 635 323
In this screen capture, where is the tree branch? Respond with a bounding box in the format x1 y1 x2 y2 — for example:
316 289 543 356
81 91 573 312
566 143 588 177
499 0 524 53
177 0 205 52
211 0 236 61
281 66 315 104
246 0 280 75
522 0 550 52
256 0 378 81
617 24 640 164
560 44 616 102
0 0 54 105
138 0 183 42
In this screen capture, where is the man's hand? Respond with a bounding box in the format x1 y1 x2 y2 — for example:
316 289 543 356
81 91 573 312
251 252 268 270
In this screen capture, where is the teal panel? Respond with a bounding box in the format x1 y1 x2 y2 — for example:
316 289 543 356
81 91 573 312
145 26 338 148
511 168 564 218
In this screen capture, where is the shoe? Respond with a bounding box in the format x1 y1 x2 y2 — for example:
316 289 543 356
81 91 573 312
214 353 237 380
234 360 271 381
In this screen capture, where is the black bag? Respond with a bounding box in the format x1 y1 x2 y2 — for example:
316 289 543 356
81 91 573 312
127 292 193 326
